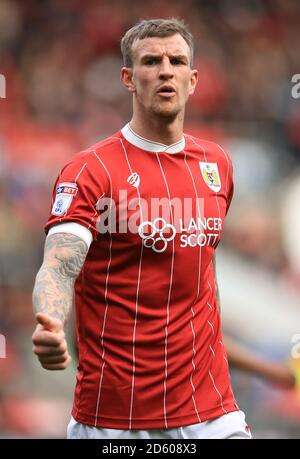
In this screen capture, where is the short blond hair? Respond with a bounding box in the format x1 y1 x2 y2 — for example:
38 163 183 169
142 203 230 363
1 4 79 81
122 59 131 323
121 18 194 67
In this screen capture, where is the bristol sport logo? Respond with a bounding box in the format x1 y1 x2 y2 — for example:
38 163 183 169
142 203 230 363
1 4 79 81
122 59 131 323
138 218 176 253
127 172 140 188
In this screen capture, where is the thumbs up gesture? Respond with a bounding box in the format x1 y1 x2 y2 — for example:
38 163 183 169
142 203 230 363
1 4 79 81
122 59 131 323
32 312 72 370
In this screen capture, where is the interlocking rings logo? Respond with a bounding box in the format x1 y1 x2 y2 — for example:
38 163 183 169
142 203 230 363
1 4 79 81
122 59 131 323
138 218 176 253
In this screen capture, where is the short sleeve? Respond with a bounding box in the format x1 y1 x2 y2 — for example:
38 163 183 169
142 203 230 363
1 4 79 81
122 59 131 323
45 153 110 240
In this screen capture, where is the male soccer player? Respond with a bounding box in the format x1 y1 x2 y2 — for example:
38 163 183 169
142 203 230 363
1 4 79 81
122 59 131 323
32 18 252 439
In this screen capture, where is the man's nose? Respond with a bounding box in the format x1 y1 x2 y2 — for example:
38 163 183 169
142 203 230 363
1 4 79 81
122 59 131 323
158 57 174 79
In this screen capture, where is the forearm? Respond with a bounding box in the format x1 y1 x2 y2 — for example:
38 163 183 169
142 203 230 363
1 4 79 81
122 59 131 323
224 335 295 388
32 232 88 324
224 335 263 373
32 264 75 324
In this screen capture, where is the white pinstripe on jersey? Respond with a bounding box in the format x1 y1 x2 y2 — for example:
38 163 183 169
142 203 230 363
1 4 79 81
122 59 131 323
87 209 98 230
209 370 227 414
209 143 239 410
92 151 114 426
207 320 215 336
215 143 230 195
118 138 145 429
219 340 240 411
188 135 228 414
207 281 214 312
207 302 213 311
87 191 105 230
156 153 175 429
183 149 203 423
199 137 239 411
75 162 88 183
201 141 239 410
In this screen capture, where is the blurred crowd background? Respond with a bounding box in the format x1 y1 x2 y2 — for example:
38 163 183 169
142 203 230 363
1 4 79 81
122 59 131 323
0 0 300 438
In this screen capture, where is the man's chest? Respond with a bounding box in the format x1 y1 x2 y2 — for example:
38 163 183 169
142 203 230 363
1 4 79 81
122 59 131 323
96 152 229 251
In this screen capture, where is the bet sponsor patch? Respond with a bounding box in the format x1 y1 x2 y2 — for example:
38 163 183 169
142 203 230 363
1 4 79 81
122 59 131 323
51 182 78 216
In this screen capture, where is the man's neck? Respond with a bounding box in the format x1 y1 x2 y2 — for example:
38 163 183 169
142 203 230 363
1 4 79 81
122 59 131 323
129 113 184 146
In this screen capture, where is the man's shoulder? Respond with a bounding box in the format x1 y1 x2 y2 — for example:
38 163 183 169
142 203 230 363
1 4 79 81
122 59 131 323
87 131 122 155
64 131 122 167
185 133 232 164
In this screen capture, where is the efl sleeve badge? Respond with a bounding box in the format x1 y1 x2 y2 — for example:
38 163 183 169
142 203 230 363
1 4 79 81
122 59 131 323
51 182 78 216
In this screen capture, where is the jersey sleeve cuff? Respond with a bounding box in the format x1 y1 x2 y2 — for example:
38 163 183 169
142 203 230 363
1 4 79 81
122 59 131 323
47 222 93 249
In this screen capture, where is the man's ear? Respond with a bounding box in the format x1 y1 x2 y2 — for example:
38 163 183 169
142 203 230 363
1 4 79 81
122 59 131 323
121 67 135 92
189 69 198 96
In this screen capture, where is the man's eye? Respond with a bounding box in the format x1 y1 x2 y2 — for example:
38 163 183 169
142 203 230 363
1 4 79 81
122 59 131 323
145 59 157 65
171 59 184 65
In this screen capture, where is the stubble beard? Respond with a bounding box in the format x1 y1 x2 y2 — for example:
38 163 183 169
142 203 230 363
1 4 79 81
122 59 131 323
150 100 182 121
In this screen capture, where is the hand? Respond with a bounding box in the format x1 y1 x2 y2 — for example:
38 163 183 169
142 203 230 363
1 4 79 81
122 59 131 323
32 312 72 370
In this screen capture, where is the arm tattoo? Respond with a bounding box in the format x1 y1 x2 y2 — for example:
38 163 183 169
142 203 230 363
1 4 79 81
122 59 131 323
32 233 89 324
212 254 221 312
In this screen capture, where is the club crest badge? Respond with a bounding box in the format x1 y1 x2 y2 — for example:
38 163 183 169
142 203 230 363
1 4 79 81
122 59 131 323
199 162 221 192
51 182 78 216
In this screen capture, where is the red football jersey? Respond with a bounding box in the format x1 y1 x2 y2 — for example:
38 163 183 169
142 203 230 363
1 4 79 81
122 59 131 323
45 124 239 429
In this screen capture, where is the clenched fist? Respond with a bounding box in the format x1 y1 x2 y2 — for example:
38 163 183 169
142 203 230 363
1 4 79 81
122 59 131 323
32 312 72 370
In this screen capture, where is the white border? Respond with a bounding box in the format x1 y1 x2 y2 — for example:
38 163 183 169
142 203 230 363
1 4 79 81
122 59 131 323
48 222 93 248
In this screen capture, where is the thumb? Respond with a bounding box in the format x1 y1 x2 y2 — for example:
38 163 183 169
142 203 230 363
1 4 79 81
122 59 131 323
35 312 63 333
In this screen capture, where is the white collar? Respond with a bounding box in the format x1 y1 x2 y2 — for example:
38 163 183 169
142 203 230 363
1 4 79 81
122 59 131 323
121 123 185 154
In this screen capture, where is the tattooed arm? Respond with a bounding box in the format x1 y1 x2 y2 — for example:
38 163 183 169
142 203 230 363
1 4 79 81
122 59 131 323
32 232 88 370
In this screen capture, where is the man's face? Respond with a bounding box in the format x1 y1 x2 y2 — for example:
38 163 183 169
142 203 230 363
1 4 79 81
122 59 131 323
122 34 198 120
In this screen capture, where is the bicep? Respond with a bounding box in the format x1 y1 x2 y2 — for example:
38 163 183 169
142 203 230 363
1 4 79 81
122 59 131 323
42 232 89 279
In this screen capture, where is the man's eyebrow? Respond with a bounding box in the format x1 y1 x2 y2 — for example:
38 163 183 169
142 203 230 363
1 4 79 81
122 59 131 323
140 53 162 61
170 54 189 60
140 53 189 61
